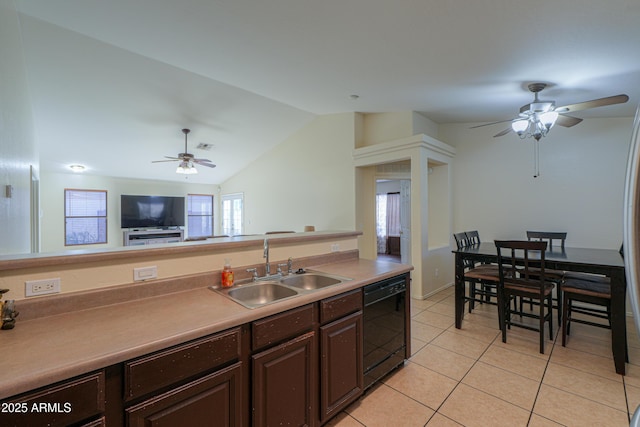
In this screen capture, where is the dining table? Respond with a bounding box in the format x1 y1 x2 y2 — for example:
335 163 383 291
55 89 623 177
453 242 628 375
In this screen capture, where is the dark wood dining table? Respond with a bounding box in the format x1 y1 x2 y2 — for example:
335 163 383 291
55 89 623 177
453 242 627 375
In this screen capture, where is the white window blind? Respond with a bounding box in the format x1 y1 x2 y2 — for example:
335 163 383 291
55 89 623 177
65 189 107 246
187 194 213 238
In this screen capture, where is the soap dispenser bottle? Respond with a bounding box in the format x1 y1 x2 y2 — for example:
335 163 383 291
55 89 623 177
221 259 234 288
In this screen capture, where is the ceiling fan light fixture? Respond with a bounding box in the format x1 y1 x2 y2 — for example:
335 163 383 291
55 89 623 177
511 119 529 135
176 161 198 174
540 111 559 129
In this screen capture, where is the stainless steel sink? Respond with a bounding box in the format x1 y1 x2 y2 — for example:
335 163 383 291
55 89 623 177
219 282 299 309
280 272 350 290
212 271 352 308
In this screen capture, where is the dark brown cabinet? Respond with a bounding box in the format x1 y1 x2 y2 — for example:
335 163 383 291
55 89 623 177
318 289 363 423
252 331 317 427
1 281 398 427
320 312 363 423
126 362 243 427
124 326 245 427
0 370 105 427
250 304 317 427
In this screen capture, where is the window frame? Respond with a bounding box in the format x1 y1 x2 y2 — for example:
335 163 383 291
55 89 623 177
187 193 214 239
64 188 108 246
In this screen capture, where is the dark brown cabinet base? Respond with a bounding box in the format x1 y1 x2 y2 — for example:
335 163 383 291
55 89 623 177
252 331 317 427
126 362 243 427
320 311 363 423
2 276 410 427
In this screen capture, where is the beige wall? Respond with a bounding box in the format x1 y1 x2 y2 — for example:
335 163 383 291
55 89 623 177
39 172 218 253
358 111 439 148
440 117 633 249
221 113 357 234
0 1 37 255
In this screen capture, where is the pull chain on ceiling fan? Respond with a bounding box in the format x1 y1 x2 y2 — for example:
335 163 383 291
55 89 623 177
472 83 629 177
152 128 216 174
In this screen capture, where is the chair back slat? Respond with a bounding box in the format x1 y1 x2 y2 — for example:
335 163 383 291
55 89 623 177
466 230 481 245
526 231 567 250
453 232 469 250
495 240 548 290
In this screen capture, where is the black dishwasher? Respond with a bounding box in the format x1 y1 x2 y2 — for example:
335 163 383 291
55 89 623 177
363 274 408 389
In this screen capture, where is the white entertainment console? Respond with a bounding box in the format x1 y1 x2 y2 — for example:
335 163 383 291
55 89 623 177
123 229 184 246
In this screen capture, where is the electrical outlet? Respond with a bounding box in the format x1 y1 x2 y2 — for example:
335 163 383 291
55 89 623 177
330 243 340 252
435 268 439 277
25 278 61 297
134 266 158 282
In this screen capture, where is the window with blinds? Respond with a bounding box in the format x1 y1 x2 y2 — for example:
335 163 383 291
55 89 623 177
64 189 107 246
187 194 214 238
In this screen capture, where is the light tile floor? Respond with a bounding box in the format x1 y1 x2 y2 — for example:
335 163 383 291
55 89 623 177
328 286 640 427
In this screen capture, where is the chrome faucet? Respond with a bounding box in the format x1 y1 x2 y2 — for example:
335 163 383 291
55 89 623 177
263 238 270 275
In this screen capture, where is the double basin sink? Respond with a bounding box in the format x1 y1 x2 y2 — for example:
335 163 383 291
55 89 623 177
214 271 352 309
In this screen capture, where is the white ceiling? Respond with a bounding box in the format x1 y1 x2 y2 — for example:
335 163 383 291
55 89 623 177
15 0 640 184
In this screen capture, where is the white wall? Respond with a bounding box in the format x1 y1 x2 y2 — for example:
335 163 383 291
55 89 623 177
0 1 37 255
39 172 217 253
439 117 633 249
221 113 357 234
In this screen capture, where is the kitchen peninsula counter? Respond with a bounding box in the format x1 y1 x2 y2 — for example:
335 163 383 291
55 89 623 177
0 256 412 400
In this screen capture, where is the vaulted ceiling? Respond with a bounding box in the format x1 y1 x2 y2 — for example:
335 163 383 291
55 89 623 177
14 0 640 183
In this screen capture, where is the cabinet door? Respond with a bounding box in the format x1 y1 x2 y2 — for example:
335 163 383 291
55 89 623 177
320 311 363 423
252 331 316 427
126 362 242 427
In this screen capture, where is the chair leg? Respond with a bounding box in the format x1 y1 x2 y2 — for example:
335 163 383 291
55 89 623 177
556 286 563 325
548 294 553 341
539 295 546 354
562 293 569 347
469 280 475 313
499 292 508 344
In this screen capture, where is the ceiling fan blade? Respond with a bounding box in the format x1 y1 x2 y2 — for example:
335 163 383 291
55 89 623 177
152 159 180 163
555 94 629 113
193 158 213 163
555 114 583 128
194 160 216 168
494 128 512 137
469 119 515 129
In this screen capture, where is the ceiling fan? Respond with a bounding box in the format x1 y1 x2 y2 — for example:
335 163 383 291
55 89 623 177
473 83 629 140
472 83 629 177
152 128 216 174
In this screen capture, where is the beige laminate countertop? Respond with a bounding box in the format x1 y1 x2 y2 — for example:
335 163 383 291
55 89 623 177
0 258 412 400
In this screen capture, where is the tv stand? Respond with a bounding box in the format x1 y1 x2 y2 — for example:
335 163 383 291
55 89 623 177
123 229 184 246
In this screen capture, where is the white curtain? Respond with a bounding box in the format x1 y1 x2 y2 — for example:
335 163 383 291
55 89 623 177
376 194 387 254
376 193 401 254
386 193 401 236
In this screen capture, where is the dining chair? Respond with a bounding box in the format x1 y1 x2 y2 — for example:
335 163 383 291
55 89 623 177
454 231 500 313
561 273 611 347
524 230 567 323
495 240 555 354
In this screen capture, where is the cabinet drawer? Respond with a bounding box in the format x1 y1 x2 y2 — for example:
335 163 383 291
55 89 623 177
126 362 243 427
1 370 105 427
125 327 241 401
252 304 315 351
320 289 362 324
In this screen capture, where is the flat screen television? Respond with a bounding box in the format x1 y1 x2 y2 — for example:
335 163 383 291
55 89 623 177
121 195 185 229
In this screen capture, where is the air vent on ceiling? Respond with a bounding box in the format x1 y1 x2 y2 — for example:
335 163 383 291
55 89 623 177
196 142 214 151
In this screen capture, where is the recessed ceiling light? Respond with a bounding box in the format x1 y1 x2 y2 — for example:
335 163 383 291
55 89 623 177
69 164 86 172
